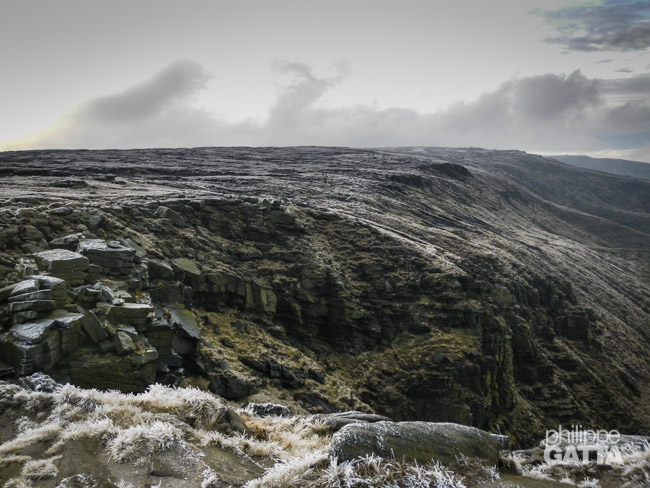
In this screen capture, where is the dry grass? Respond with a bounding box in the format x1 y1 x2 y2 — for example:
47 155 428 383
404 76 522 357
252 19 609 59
4 379 646 487
244 453 469 488
503 442 650 487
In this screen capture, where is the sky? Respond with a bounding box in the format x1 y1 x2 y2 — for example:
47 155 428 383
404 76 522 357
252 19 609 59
0 0 649 161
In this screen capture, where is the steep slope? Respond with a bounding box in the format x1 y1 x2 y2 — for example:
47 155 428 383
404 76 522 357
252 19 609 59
0 146 648 447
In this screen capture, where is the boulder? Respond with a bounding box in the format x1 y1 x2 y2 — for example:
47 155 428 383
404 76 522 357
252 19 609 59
17 372 61 393
79 239 136 276
245 402 292 417
9 300 59 313
33 249 89 284
66 346 158 393
48 234 81 251
330 421 501 465
0 319 61 374
167 304 201 341
113 330 136 355
35 275 67 291
121 238 147 261
49 206 72 216
81 310 109 343
96 283 133 305
96 302 153 330
7 289 64 303
9 279 39 297
146 259 175 280
7 318 57 343
155 206 185 226
51 310 86 353
4 276 68 317
171 257 201 278
23 225 44 241
224 407 250 435
87 214 103 228
209 373 258 401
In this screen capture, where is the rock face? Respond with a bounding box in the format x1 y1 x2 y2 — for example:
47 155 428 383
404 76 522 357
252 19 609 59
0 232 202 392
330 421 501 465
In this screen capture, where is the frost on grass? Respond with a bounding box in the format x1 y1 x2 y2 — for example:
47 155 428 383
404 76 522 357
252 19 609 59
106 420 184 462
504 442 650 487
21 456 60 480
0 381 334 486
244 453 468 488
8 380 648 487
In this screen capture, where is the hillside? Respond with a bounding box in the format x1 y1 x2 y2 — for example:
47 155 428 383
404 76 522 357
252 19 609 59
550 154 650 182
0 146 649 485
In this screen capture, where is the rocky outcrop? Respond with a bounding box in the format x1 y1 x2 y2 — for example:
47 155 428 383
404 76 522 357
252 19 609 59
0 233 203 392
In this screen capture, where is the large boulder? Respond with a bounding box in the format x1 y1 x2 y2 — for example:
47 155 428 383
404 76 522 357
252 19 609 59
171 257 201 278
79 239 136 276
96 302 153 331
146 258 175 280
66 346 158 392
4 275 68 316
33 249 89 284
0 310 87 375
330 421 501 465
0 319 60 374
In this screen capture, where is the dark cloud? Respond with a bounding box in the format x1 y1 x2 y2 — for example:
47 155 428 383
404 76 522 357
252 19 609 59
78 60 212 123
601 73 650 95
533 0 650 52
8 62 650 162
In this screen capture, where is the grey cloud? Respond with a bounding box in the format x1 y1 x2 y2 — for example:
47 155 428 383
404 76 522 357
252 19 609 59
16 60 219 149
533 0 650 52
78 60 212 123
507 71 600 120
600 74 650 102
268 61 348 128
9 62 650 162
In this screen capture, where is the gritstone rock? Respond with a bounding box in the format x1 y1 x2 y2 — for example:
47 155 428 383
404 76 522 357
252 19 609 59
33 249 89 284
330 421 501 465
79 239 136 276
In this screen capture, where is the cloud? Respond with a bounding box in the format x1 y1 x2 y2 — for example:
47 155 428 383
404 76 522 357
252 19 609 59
533 0 650 52
2 60 216 149
81 60 212 123
3 61 650 162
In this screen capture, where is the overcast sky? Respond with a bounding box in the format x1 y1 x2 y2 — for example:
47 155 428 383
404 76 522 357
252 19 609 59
1 0 649 161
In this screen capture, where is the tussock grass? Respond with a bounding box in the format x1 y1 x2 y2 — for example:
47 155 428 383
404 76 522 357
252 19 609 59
0 381 334 487
106 420 184 462
504 442 650 487
20 456 60 480
244 453 469 488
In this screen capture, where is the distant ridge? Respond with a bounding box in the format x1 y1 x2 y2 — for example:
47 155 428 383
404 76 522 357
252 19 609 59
550 154 650 181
